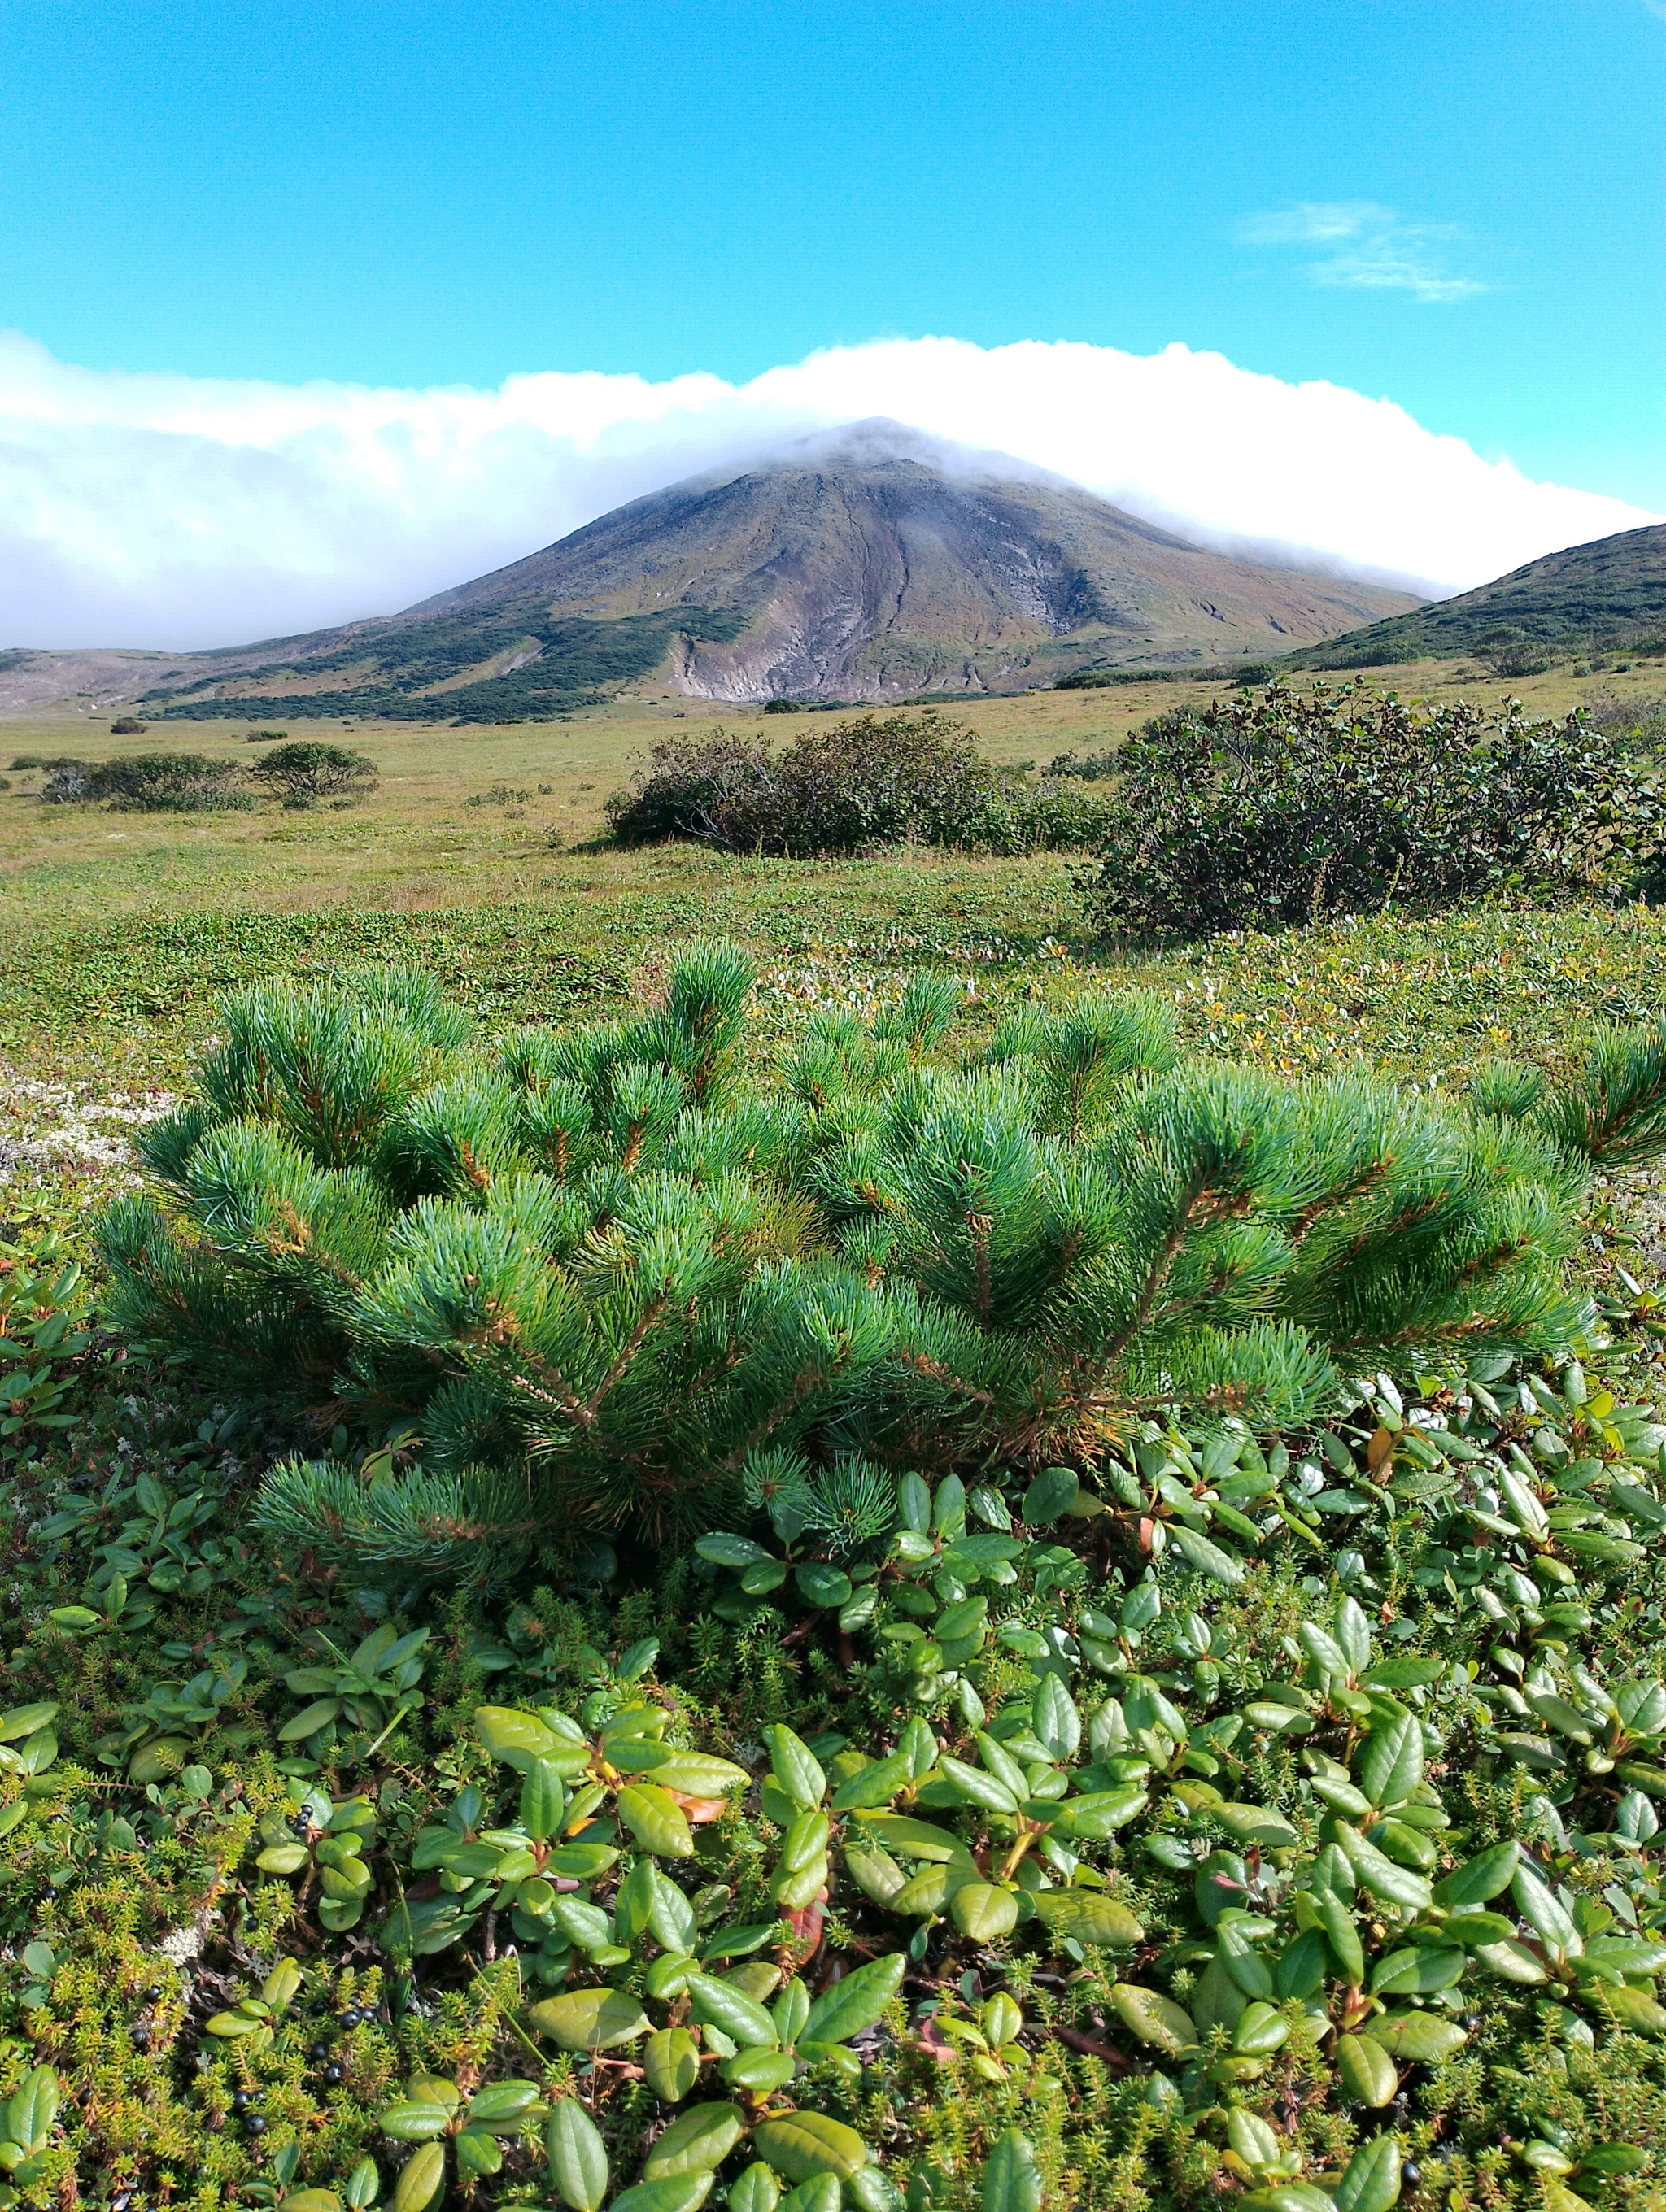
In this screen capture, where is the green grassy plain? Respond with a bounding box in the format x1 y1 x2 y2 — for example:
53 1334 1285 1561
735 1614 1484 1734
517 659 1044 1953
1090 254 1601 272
1 658 1664 1105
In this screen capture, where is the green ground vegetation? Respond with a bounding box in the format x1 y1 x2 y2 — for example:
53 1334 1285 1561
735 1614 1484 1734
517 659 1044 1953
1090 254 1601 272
9 956 1666 2209
3 664 1666 2209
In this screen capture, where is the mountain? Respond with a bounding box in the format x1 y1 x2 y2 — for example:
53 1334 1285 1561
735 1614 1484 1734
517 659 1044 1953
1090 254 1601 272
1283 520 1666 672
0 423 1423 720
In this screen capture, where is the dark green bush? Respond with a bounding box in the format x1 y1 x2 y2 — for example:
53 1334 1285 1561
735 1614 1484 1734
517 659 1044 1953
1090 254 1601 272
94 945 1666 1585
606 716 1103 856
1046 746 1119 782
1076 682 1663 941
247 741 378 808
71 751 252 812
122 752 252 812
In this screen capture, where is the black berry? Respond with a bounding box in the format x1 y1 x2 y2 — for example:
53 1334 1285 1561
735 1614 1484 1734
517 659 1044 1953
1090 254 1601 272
308 2040 329 2059
244 2114 267 2136
323 2064 343 2086
1403 2164 1423 2191
231 2090 251 2110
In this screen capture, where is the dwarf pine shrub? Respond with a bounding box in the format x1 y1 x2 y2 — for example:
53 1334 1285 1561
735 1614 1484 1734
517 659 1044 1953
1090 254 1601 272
94 944 1666 1588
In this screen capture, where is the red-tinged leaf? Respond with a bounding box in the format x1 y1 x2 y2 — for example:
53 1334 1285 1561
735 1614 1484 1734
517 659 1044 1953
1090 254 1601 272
783 1902 824 1964
669 1793 729 1824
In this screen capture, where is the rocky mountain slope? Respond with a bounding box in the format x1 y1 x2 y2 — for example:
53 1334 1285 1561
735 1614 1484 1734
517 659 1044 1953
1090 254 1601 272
1 423 1423 720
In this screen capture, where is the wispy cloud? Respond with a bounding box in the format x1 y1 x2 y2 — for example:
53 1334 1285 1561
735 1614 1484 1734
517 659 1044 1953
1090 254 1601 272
1239 202 1486 303
0 330 1655 648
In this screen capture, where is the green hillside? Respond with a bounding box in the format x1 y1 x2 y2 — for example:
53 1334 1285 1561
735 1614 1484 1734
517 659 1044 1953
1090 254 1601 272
146 604 747 724
1284 520 1666 671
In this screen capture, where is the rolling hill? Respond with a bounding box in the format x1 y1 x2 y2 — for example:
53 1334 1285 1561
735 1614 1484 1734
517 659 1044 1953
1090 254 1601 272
1283 520 1666 672
0 423 1423 720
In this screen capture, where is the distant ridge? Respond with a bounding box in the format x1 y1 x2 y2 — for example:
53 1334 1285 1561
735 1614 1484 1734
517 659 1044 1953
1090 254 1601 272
1283 521 1666 672
0 422 1423 719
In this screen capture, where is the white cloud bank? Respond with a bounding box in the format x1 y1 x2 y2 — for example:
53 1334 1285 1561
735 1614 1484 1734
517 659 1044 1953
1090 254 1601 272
0 329 1655 651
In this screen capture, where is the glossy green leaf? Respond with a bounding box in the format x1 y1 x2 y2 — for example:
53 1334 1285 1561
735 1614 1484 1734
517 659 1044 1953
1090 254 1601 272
1333 2136 1402 2212
390 2142 445 2212
950 1882 1019 1941
1336 2034 1398 2107
617 1783 695 1857
753 2113 870 2184
1433 1841 1518 1909
1109 1984 1198 2057
763 1723 826 1809
1362 2012 1468 2063
1358 1714 1423 1809
801 1949 907 2044
981 2127 1043 2212
547 2101 609 2210
1027 1888 1144 1947
1031 1675 1081 1761
643 2028 701 2105
1023 1467 1079 1525
527 1988 651 2051
608 2177 715 2212
729 2166 783 2212
685 1971 778 2049
643 2104 748 2179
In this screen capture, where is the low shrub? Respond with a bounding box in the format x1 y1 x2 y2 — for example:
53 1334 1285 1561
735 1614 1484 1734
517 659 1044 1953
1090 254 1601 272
10 1120 1666 2202
607 715 1105 855
245 725 290 743
97 944 1666 1583
1473 629 1560 679
247 740 378 808
1046 746 1119 782
78 752 252 812
1076 681 1664 940
109 716 146 734
1585 696 1666 748
28 756 89 799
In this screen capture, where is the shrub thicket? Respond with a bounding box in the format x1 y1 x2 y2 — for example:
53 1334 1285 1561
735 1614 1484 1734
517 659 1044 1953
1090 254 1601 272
1076 683 1663 940
606 716 1105 855
41 751 251 811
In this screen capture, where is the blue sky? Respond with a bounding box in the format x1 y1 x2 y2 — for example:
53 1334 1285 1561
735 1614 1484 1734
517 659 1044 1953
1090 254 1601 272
2 0 1661 507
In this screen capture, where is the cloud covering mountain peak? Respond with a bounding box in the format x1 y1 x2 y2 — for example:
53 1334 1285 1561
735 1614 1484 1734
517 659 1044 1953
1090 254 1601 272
0 329 1655 651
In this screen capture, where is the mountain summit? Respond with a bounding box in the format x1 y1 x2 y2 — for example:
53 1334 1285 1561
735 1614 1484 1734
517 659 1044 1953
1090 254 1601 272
0 423 1422 719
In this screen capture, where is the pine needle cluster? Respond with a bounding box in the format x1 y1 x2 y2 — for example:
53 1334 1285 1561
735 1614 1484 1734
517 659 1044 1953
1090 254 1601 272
95 945 1666 1581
